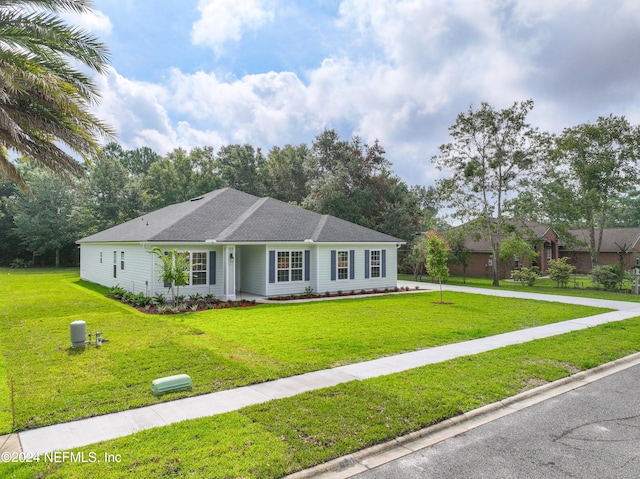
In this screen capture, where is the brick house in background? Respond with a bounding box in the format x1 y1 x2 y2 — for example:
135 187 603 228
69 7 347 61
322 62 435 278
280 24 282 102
559 227 640 273
448 221 560 280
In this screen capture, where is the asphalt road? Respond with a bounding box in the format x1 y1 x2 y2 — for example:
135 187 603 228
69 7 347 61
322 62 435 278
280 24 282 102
353 363 640 479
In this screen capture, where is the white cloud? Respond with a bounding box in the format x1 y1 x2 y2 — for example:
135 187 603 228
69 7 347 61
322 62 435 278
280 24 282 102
191 0 274 55
90 0 640 187
64 9 113 35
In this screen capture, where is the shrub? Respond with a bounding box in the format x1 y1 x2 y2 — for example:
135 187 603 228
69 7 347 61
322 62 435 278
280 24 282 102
9 258 29 269
152 294 165 304
510 267 538 286
123 292 152 307
548 257 575 288
108 285 127 300
591 264 627 291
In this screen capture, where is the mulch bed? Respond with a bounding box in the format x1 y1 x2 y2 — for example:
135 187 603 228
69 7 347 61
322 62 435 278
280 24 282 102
267 287 424 301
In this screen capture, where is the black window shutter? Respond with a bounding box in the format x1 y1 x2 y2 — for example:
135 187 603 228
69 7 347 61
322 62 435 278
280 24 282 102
269 250 276 283
209 251 216 285
364 249 370 279
330 250 336 281
382 249 387 278
349 250 355 279
304 250 310 281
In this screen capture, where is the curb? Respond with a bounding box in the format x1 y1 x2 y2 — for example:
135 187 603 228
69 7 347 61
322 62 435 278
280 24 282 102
285 351 640 479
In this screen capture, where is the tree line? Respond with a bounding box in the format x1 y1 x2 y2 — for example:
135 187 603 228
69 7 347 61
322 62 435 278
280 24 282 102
0 129 439 267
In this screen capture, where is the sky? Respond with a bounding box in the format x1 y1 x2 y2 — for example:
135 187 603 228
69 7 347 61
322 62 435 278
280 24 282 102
68 0 640 187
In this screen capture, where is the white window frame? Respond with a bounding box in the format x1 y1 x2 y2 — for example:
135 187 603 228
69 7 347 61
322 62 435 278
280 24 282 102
337 250 349 280
120 251 125 270
370 250 381 278
276 250 304 283
190 251 207 285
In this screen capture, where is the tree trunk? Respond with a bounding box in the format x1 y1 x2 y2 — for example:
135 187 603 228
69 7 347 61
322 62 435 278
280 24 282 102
55 248 60 267
492 245 500 286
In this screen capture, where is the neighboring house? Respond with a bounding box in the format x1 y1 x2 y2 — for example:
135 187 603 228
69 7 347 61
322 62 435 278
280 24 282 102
559 227 640 273
77 188 404 300
448 221 560 279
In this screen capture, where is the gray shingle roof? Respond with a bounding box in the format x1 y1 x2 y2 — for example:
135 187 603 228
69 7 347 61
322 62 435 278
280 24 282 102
565 228 640 252
77 188 402 244
455 220 555 253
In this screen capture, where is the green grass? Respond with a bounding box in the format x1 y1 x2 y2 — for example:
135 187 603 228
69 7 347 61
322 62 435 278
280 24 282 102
400 273 640 302
3 317 639 478
0 269 611 433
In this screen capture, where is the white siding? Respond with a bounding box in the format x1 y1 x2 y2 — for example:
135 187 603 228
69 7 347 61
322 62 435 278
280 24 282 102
80 244 115 288
80 243 225 299
315 244 398 294
79 243 152 294
238 245 267 295
265 245 313 297
80 241 399 299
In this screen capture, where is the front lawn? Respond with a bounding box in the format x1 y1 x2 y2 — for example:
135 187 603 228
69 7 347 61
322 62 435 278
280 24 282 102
0 269 610 432
3 316 639 478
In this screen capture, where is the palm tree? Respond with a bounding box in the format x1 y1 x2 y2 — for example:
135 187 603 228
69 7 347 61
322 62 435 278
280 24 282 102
0 0 113 190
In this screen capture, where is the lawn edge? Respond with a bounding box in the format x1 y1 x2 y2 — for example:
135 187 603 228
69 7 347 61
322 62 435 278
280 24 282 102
285 351 640 479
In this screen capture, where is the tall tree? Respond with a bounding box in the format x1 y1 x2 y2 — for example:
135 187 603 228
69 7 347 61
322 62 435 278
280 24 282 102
143 147 223 210
72 152 146 237
432 100 543 286
263 144 309 204
606 190 640 228
0 177 27 264
304 129 421 241
0 0 113 189
215 144 266 196
10 167 80 266
539 115 640 267
122 146 161 177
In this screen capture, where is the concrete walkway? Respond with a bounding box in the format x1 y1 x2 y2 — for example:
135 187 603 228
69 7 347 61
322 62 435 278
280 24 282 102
10 282 640 455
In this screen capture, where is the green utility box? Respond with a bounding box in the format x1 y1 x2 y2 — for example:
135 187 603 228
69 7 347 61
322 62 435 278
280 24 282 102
151 374 192 395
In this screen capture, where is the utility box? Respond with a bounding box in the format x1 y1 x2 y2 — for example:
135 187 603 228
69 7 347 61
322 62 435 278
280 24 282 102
70 321 86 348
151 374 192 395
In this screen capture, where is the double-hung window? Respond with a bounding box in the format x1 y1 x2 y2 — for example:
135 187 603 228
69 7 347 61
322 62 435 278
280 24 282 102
370 250 381 278
277 251 303 282
120 251 125 270
191 252 207 285
337 250 349 280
